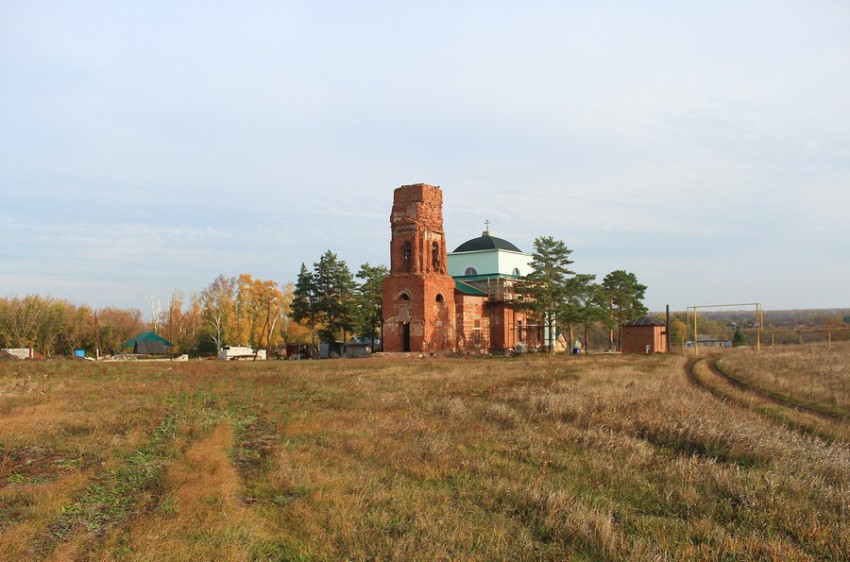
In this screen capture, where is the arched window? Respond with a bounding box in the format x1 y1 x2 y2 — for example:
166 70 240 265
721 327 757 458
399 293 410 301
402 241 412 270
512 267 521 276
464 267 478 276
436 293 444 302
432 242 439 271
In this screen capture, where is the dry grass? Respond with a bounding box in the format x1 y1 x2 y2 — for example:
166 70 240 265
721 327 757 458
718 342 850 418
1 352 848 561
689 355 850 443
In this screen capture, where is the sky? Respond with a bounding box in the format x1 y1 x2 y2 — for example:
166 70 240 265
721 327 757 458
2 0 849 317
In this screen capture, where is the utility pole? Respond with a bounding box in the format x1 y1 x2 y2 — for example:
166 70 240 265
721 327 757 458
169 301 173 361
94 310 101 360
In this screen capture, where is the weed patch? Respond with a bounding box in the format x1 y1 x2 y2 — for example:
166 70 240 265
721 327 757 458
0 445 95 489
0 489 35 531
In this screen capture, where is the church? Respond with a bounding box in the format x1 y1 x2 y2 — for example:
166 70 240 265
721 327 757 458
382 183 545 354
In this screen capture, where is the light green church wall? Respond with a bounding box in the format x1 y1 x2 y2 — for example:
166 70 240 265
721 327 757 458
448 249 532 277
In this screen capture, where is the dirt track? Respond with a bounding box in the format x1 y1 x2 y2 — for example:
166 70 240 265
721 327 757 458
684 355 850 443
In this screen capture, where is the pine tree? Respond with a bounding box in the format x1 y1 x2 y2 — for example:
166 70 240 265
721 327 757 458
601 270 648 350
559 273 601 350
291 263 319 350
732 329 746 347
527 236 574 352
356 263 388 349
313 251 358 345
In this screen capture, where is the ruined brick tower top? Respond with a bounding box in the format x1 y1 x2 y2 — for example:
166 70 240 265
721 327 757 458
389 183 448 275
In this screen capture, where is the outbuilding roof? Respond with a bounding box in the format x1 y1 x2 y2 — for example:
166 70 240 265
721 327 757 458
121 331 172 348
622 316 665 327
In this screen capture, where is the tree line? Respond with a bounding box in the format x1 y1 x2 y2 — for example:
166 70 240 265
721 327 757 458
0 254 387 358
1 237 650 357
0 296 145 358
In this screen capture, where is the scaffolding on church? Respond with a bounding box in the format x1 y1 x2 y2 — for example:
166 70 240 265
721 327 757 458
459 274 533 303
457 274 549 352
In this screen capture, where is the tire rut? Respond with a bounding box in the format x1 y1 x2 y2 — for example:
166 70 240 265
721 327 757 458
684 356 849 443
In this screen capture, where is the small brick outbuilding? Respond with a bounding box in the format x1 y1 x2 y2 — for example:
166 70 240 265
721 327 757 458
621 316 667 354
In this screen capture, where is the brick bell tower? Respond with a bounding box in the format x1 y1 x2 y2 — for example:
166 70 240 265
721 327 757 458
382 184 457 353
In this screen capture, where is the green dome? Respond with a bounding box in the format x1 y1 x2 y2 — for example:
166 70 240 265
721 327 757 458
453 233 522 253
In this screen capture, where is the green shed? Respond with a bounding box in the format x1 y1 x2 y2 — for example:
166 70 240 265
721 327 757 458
121 332 172 355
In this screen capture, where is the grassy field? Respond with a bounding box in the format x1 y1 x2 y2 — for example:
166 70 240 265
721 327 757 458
688 355 850 446
718 342 850 419
1 350 848 561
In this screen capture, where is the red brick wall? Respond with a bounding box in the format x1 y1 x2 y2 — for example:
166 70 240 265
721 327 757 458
455 293 490 352
621 326 668 354
382 184 457 353
388 184 449 276
487 303 537 353
453 297 538 354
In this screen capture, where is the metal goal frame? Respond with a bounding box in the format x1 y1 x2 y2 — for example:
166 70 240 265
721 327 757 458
686 302 764 354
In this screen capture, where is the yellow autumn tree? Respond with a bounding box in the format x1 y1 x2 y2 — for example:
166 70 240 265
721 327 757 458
232 273 255 347
252 278 285 353
164 289 203 355
230 274 286 355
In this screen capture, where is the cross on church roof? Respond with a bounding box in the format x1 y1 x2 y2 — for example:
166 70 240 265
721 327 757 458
483 219 491 236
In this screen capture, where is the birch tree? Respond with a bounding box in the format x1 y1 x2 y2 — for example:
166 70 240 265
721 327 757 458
200 274 236 352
